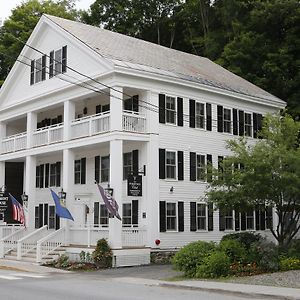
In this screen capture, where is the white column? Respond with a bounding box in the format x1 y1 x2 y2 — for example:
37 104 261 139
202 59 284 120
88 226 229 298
63 149 75 244
145 91 160 247
64 100 75 141
0 122 7 153
108 139 123 249
110 86 123 131
0 161 5 188
26 112 37 149
25 155 36 230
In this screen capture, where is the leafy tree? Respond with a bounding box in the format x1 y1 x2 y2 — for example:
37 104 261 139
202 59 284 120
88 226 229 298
206 113 300 249
0 0 79 86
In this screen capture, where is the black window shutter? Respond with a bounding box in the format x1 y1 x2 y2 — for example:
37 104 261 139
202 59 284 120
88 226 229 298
45 163 49 188
40 164 44 188
159 94 166 124
132 200 139 226
253 113 258 138
206 154 212 182
177 97 183 127
159 201 166 232
239 110 244 136
30 60 35 85
255 208 260 230
218 156 224 180
132 95 139 112
38 204 43 228
241 212 246 230
81 158 86 184
49 51 54 78
208 203 214 231
178 201 184 232
159 149 166 179
206 103 212 131
62 45 67 73
260 210 266 230
190 152 196 181
190 202 196 231
56 162 61 187
217 105 223 132
42 55 46 81
177 151 184 181
36 166 40 188
266 207 273 229
219 209 225 231
132 149 139 175
44 204 48 225
94 202 99 225
56 214 60 230
235 210 240 231
233 109 238 135
96 105 102 114
257 114 263 139
95 156 100 183
57 115 63 123
189 99 195 128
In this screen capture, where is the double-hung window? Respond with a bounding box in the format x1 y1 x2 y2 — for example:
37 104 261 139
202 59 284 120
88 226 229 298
123 152 133 180
54 49 62 75
195 102 205 129
166 203 177 230
35 58 42 83
196 154 206 181
166 151 176 179
122 203 132 227
101 156 110 182
166 96 176 124
74 158 86 184
197 203 206 230
225 210 234 230
224 108 232 133
49 163 57 187
246 211 254 230
244 113 252 137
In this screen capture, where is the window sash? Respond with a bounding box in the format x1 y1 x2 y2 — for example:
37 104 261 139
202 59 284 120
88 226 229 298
166 151 176 179
49 206 56 229
74 160 81 184
100 204 108 226
224 210 233 230
123 152 133 180
122 203 132 226
223 108 232 133
166 96 176 124
35 58 42 83
197 204 207 230
244 113 252 137
54 49 62 75
195 102 205 129
246 211 254 230
50 163 57 187
101 156 110 182
166 203 177 230
196 155 206 181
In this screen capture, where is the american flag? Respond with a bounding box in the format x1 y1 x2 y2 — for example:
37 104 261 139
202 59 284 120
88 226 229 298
9 194 25 226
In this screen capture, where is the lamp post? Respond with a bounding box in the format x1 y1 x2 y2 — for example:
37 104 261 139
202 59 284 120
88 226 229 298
21 192 28 208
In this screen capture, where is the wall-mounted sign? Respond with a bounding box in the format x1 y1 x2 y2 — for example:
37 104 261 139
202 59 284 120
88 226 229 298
127 175 142 197
0 194 9 212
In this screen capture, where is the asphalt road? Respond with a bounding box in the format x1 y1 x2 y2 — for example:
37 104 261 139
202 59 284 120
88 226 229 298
0 267 265 300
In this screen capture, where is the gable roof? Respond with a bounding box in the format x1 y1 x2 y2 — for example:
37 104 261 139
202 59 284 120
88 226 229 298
45 14 284 104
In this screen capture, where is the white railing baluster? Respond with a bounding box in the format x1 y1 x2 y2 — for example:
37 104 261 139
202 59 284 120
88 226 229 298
122 111 146 133
122 227 146 247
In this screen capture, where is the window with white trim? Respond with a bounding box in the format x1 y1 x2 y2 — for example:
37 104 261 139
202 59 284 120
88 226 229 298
197 203 207 230
166 96 176 124
35 58 42 83
195 102 205 129
99 204 109 226
54 49 62 75
123 152 133 180
244 113 252 137
225 210 234 230
50 163 57 187
166 151 176 179
101 156 110 182
246 211 254 230
224 108 232 133
122 203 132 227
166 202 177 230
196 154 206 181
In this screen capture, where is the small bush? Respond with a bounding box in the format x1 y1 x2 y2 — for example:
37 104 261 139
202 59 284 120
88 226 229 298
92 238 113 268
80 251 93 263
55 254 71 268
196 251 231 278
172 241 216 277
230 262 261 276
219 239 247 263
221 232 261 250
280 257 300 271
287 239 300 259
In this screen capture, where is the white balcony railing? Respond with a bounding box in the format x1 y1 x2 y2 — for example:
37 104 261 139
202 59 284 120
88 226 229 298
33 123 64 147
123 110 146 133
1 132 27 154
122 227 147 247
69 226 109 246
71 112 110 139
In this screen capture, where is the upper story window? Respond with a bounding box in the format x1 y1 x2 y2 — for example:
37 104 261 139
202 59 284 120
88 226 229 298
195 103 205 129
30 55 46 85
166 96 176 124
101 156 110 182
166 151 176 179
223 108 232 133
36 162 61 188
49 45 67 78
94 203 109 227
124 95 139 112
123 152 133 180
244 113 252 137
74 158 86 184
54 49 62 75
196 154 206 181
166 202 177 231
197 203 207 230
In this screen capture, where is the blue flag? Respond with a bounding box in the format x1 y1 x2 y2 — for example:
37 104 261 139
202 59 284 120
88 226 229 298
50 189 74 221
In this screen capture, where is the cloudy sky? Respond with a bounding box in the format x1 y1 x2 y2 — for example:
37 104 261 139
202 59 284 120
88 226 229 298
0 0 95 23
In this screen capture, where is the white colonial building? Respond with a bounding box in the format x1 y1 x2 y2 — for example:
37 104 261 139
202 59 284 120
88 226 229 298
0 15 285 265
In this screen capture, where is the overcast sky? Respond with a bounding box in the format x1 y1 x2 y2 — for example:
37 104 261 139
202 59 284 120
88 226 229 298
0 0 95 23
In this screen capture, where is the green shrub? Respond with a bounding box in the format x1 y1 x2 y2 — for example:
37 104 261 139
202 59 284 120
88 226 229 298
221 232 261 250
219 239 247 263
55 254 71 268
280 257 300 271
172 241 216 277
196 251 231 278
80 251 93 263
92 238 113 268
287 239 300 259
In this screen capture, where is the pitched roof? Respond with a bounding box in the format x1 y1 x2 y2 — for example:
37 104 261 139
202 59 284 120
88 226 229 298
45 14 284 104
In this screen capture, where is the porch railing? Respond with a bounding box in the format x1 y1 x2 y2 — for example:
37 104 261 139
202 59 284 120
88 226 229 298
122 110 146 133
33 123 64 147
71 112 110 139
0 226 27 258
122 227 147 247
1 132 27 154
36 227 66 263
69 226 109 246
17 225 47 260
0 224 24 239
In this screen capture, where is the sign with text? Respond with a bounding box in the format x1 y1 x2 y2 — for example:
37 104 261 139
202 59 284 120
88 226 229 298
0 195 9 212
127 175 142 197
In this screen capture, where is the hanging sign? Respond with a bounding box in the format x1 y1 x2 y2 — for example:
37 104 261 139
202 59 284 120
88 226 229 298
127 175 142 197
0 193 9 212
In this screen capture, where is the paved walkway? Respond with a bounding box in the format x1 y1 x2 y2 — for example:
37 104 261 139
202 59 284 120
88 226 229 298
1 260 299 299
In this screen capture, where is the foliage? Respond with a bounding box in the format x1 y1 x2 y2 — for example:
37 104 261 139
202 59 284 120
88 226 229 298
229 262 261 276
172 241 216 277
207 114 300 249
79 251 92 263
286 239 300 259
0 0 79 86
219 239 247 263
280 257 300 271
221 232 261 251
196 251 231 278
92 238 113 268
55 254 71 268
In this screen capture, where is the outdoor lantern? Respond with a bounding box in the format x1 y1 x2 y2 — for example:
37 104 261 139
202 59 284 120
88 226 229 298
21 192 28 208
104 183 113 197
58 188 67 200
0 185 6 195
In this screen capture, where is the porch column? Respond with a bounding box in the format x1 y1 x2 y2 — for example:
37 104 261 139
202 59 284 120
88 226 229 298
145 91 160 247
63 149 75 244
110 86 123 131
108 139 123 249
64 100 75 141
26 112 37 149
0 122 6 154
0 161 5 189
25 155 36 230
